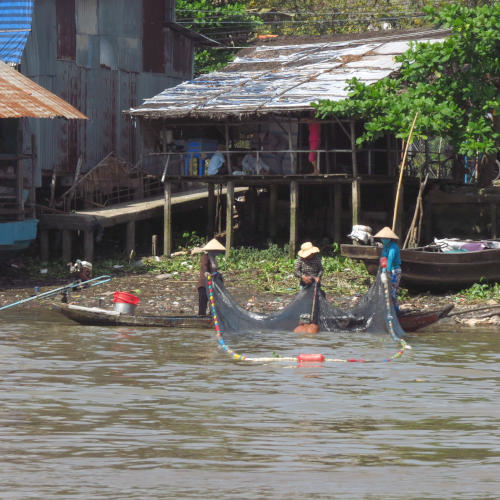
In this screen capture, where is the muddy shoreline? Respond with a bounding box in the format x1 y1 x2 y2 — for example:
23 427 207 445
1 270 500 327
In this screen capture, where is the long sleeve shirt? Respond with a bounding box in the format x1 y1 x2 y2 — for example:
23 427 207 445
294 254 323 286
381 241 401 272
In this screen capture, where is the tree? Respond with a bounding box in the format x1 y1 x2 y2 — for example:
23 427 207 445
313 3 500 160
176 0 262 74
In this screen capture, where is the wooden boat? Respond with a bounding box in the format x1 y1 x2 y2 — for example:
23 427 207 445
341 243 500 290
57 302 451 333
397 304 454 332
57 304 213 329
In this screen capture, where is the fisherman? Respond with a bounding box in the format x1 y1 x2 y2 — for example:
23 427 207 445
193 238 226 316
374 226 402 314
294 241 323 289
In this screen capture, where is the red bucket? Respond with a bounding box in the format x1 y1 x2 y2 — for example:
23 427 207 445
113 292 140 315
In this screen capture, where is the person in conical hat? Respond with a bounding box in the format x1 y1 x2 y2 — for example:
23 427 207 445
195 238 225 316
374 226 402 313
294 241 323 289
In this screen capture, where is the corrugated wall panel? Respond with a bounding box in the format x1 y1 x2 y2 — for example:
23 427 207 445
76 0 97 35
117 36 141 73
99 0 140 37
22 0 56 77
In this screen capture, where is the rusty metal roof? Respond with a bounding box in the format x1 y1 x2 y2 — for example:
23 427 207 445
0 60 88 119
128 28 447 121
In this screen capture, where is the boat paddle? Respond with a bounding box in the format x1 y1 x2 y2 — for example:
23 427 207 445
293 279 320 334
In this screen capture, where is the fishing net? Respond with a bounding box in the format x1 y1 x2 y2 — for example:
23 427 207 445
208 270 406 338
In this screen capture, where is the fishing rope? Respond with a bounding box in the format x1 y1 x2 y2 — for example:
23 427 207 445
207 274 411 364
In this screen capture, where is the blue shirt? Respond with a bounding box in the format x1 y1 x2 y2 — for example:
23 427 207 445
381 240 401 271
207 151 225 175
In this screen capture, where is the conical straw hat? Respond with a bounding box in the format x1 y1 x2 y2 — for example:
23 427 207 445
202 238 226 252
297 241 320 258
374 227 399 240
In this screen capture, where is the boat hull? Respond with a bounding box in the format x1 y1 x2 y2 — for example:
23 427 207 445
57 304 212 329
57 303 451 333
341 244 500 290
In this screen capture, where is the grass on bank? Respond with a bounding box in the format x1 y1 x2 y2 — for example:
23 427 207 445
4 244 500 304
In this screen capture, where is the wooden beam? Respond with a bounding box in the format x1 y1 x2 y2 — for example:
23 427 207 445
163 180 172 256
289 180 298 257
225 181 234 256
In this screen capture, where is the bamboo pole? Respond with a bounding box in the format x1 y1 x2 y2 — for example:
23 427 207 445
392 112 419 231
403 173 428 249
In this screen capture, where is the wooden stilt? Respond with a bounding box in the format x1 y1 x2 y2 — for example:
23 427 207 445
491 203 497 239
207 183 215 237
62 230 72 263
152 234 158 256
83 230 94 262
334 183 342 243
40 229 49 262
126 220 136 258
289 180 298 258
350 120 360 227
163 180 172 256
225 181 234 256
269 184 277 238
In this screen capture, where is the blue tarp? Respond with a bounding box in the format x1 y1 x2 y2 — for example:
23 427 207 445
0 1 34 64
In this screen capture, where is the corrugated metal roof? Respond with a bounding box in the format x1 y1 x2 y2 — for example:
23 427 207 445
128 29 447 120
0 0 33 64
0 60 88 119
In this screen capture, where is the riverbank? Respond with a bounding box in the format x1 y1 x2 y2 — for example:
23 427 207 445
1 249 500 327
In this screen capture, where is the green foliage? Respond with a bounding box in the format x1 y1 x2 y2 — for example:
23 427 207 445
458 280 500 301
176 0 262 74
178 231 205 249
313 3 500 158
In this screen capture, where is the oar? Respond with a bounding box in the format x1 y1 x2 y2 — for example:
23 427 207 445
0 275 111 312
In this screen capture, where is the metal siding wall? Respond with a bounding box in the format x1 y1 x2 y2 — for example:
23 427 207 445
19 0 193 184
99 0 140 37
76 0 98 35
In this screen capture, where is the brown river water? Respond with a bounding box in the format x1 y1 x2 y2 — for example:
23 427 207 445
0 308 499 499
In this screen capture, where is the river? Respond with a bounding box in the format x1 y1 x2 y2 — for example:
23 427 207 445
0 308 499 499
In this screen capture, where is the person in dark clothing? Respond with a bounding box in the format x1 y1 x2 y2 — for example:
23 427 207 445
294 241 323 289
194 238 226 316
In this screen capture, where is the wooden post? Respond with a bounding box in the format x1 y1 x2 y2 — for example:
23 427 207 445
289 180 298 257
62 230 72 263
334 183 342 243
287 123 296 174
269 184 277 238
163 180 172 256
31 134 36 218
224 125 232 174
152 234 158 256
40 229 49 262
126 220 136 258
83 230 94 262
207 183 215 238
350 120 360 227
225 181 234 256
248 186 257 230
491 203 497 239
